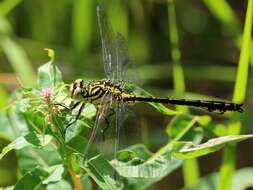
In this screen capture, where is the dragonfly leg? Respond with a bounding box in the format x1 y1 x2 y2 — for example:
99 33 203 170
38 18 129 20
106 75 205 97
54 103 70 110
55 101 81 111
64 102 85 136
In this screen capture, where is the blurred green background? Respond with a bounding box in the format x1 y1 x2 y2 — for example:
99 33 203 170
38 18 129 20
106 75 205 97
0 0 252 189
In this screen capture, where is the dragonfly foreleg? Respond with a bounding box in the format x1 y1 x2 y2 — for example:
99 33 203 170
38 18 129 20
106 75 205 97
64 102 85 136
55 101 81 111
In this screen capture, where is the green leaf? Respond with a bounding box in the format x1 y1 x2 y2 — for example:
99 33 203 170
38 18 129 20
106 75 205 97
14 167 49 190
0 136 28 160
84 155 123 190
66 134 88 155
42 164 64 184
0 134 52 160
116 145 152 164
116 150 137 163
17 145 61 174
81 176 92 190
173 135 253 159
82 103 97 119
46 180 72 190
113 144 182 190
14 164 64 190
37 49 62 88
24 133 52 148
166 114 208 142
166 114 194 140
115 152 181 179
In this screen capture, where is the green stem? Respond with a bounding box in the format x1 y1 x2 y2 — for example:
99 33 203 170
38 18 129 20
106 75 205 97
218 0 252 189
167 0 199 187
182 159 200 187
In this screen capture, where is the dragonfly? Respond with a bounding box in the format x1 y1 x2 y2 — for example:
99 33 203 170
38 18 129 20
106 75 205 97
66 6 243 159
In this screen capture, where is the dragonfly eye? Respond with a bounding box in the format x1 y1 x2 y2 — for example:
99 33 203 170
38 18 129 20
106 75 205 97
70 79 84 99
72 87 83 99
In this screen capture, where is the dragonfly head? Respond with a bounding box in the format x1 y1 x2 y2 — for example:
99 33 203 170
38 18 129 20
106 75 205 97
70 79 86 100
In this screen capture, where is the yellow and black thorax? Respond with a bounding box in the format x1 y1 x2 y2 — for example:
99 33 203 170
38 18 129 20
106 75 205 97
69 79 134 105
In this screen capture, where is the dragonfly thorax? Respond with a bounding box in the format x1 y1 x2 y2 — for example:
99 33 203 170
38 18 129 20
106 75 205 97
69 79 131 105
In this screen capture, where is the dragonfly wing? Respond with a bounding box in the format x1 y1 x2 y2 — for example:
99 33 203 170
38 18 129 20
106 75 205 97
114 32 137 83
97 6 137 83
84 94 113 159
97 6 116 79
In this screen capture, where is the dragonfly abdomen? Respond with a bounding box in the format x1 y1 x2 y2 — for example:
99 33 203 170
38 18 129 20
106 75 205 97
123 96 243 113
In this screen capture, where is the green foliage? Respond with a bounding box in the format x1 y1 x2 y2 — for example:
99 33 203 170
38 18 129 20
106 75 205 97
0 50 251 190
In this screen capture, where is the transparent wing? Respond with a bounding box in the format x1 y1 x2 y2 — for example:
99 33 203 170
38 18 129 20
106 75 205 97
97 6 136 83
84 94 112 159
115 32 137 83
97 6 116 80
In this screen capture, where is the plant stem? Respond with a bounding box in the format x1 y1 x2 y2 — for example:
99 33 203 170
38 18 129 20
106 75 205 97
69 169 83 190
218 0 252 189
167 0 199 187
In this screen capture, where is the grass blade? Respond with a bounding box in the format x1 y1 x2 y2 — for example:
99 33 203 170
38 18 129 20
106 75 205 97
167 0 199 187
218 0 252 189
